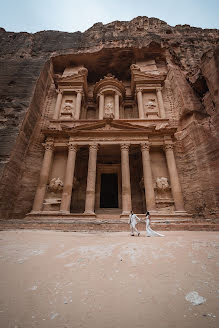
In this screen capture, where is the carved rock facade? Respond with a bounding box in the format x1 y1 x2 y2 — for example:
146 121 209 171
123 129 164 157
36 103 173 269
0 17 218 221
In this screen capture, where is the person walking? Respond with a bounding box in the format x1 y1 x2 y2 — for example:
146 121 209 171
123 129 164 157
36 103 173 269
145 211 164 237
129 210 141 236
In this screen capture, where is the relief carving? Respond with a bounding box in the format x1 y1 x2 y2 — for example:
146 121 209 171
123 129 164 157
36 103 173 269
156 177 169 191
144 98 158 115
48 177 64 193
60 99 75 119
104 102 115 119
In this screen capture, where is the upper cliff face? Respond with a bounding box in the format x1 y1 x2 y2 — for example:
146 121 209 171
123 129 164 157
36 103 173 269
0 17 218 70
0 16 218 219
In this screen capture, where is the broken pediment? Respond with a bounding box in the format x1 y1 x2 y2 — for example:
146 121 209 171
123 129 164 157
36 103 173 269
54 66 88 92
130 63 166 92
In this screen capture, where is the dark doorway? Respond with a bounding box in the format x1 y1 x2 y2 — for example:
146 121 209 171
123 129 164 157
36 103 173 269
100 173 118 208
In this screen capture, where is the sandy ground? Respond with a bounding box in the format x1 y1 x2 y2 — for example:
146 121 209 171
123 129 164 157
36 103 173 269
0 230 218 328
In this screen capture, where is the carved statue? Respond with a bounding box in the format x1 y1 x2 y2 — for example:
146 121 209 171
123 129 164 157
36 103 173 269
104 102 114 119
61 100 75 118
145 98 157 111
48 177 64 193
156 177 169 191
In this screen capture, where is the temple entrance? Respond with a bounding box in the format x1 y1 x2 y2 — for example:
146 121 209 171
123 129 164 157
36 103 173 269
100 173 118 208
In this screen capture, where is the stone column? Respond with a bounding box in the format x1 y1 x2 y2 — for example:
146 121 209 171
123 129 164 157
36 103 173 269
98 93 104 120
120 144 132 214
60 143 77 213
114 93 120 119
136 88 145 119
75 91 82 120
164 143 185 211
141 142 156 211
53 90 63 120
84 144 99 214
156 87 165 118
32 138 54 212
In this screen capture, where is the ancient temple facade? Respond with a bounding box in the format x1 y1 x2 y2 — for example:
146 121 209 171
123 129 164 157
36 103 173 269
29 58 188 221
0 17 218 227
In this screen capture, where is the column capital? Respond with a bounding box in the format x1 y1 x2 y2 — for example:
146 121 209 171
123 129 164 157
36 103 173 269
76 89 83 95
89 143 99 151
43 137 54 151
97 91 104 97
156 87 163 92
136 87 143 93
164 143 174 151
68 143 77 152
141 142 150 151
120 143 130 151
56 89 63 95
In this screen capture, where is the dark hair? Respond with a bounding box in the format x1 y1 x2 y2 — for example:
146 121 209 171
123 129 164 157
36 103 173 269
146 211 150 215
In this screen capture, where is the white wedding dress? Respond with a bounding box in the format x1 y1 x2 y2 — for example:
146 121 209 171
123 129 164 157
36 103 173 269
146 217 164 237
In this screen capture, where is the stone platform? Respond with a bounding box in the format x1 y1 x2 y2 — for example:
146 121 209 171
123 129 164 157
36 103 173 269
0 213 218 231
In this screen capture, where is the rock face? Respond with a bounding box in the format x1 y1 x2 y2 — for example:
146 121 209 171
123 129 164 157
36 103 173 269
0 17 218 220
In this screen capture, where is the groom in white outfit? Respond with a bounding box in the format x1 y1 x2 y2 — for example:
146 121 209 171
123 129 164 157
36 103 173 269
129 210 141 236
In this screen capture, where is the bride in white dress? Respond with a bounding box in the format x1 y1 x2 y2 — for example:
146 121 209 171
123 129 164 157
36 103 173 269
145 211 164 237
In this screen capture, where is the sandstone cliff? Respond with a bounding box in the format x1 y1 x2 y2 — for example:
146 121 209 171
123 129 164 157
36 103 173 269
0 17 218 219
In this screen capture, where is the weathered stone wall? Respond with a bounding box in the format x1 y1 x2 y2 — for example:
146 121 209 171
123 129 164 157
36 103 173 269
0 17 218 219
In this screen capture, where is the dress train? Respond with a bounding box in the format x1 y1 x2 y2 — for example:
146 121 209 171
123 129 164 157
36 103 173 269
146 218 164 237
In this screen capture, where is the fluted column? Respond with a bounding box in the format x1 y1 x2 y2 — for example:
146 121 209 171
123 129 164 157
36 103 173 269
60 143 77 213
53 90 63 120
114 93 120 119
84 144 99 214
32 138 54 212
141 142 156 211
75 91 82 120
156 87 165 118
164 143 185 211
136 88 145 119
120 144 132 214
98 93 104 119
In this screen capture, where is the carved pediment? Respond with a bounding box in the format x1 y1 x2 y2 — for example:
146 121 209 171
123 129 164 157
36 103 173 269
131 64 166 92
57 119 159 135
54 67 88 92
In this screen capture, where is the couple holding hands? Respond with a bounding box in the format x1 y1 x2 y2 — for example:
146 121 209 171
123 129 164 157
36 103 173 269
128 211 164 237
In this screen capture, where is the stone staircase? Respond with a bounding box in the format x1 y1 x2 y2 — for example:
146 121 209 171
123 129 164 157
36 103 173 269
0 212 218 231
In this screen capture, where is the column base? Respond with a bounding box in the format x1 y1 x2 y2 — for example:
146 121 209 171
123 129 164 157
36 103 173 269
120 211 131 217
59 210 70 214
29 210 42 215
83 211 96 217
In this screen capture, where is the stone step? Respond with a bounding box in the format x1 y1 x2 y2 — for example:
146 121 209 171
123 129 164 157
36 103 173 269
0 219 218 231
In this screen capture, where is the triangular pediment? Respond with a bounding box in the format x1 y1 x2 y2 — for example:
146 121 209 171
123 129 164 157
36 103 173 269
64 119 153 134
